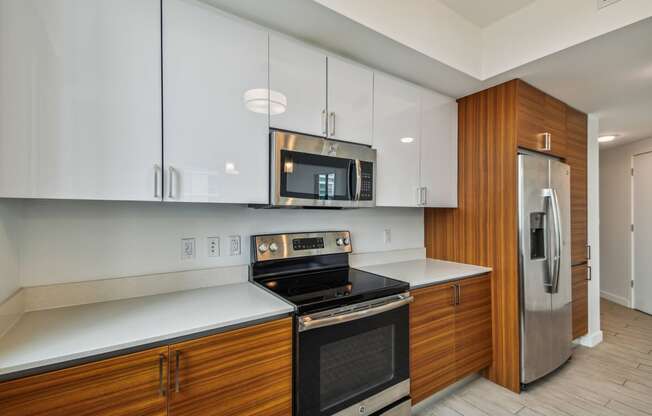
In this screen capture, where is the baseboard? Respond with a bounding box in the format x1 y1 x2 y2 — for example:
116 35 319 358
577 330 603 348
600 290 631 308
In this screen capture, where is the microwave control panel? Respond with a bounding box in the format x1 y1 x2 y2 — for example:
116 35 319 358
359 161 374 201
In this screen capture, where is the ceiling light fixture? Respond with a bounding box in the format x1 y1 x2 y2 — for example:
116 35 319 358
598 135 617 143
243 88 287 115
400 137 415 143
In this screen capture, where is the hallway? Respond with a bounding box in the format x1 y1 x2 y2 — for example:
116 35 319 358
415 300 652 415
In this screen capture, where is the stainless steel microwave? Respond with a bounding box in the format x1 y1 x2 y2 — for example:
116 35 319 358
270 130 376 208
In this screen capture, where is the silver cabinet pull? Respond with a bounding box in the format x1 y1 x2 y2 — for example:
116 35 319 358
158 353 166 396
329 112 335 136
154 165 161 199
174 350 181 393
451 285 457 306
321 109 327 135
542 132 552 151
422 187 427 206
587 265 592 281
168 166 175 199
457 284 461 305
587 244 591 260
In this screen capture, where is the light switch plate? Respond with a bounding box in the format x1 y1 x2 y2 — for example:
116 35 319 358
181 238 196 260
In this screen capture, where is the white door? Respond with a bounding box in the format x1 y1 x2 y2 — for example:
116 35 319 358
373 74 421 207
0 0 162 201
326 56 373 145
420 89 458 207
269 35 327 137
163 0 269 203
633 152 652 314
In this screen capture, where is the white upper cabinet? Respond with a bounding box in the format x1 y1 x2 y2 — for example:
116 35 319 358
163 0 269 204
269 35 327 137
420 89 458 207
327 57 374 145
0 0 162 201
373 74 421 207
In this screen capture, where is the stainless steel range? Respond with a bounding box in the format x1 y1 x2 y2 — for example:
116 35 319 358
250 231 412 416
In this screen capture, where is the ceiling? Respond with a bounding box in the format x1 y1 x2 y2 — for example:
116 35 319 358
484 17 652 148
439 0 535 28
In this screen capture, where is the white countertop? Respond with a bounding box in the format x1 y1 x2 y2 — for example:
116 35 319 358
356 259 492 289
0 283 292 377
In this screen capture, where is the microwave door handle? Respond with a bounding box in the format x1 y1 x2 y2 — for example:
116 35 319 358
348 160 356 200
355 160 362 201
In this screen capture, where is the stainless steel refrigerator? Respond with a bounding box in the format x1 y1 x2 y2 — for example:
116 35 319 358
518 152 573 387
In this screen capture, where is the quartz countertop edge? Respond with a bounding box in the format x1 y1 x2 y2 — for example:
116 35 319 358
354 259 492 289
0 282 293 378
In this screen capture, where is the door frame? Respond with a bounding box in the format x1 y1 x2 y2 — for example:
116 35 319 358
631 152 652 311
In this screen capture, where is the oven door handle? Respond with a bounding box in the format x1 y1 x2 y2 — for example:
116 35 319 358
298 295 413 332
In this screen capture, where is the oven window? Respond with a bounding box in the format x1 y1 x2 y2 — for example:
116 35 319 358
280 150 353 200
319 326 395 411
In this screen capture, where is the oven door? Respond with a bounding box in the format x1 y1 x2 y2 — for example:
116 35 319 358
296 294 411 416
271 130 376 208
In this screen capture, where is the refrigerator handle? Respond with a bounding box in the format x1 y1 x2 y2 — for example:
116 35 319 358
543 188 562 293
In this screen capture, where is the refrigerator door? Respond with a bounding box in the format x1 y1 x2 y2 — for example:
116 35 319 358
518 154 554 384
548 159 573 369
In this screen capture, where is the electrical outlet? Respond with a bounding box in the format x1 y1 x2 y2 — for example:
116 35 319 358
384 229 392 245
181 238 196 260
228 235 241 256
207 237 220 257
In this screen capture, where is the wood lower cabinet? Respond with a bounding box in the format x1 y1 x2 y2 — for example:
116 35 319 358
168 318 292 416
0 347 169 416
410 275 492 404
572 264 589 339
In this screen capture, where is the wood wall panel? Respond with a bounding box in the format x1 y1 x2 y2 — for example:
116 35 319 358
424 80 521 392
566 107 588 265
572 264 589 339
168 318 292 416
0 347 168 416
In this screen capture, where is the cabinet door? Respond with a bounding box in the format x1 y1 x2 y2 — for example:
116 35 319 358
420 89 458 207
168 318 292 416
0 347 168 416
163 0 269 203
516 80 547 153
410 283 457 405
544 95 567 158
326 56 373 145
455 275 492 380
566 107 588 265
0 0 162 201
269 35 327 137
572 264 589 339
373 74 421 207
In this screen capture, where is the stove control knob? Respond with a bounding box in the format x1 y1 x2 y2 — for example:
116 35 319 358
336 238 344 246
343 237 350 246
258 242 269 253
269 242 279 252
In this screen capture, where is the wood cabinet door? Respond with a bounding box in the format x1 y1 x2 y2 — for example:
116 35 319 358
454 275 493 380
516 80 566 157
572 264 589 339
168 318 292 416
410 283 457 404
0 347 168 416
566 107 588 265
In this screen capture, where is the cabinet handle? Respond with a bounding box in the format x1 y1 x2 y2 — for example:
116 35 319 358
174 351 181 393
329 112 335 136
587 244 591 260
154 165 161 199
587 266 592 281
456 284 461 305
321 109 327 135
542 132 552 151
158 354 166 396
451 285 457 306
168 166 175 199
422 187 427 206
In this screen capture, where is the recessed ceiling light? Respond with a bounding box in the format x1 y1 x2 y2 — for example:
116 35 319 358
400 137 415 143
598 135 617 143
243 88 287 115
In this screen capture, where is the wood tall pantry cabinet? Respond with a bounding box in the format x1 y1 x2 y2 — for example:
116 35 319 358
424 79 589 393
0 318 292 416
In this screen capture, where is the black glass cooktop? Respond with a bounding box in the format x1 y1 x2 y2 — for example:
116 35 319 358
258 267 409 314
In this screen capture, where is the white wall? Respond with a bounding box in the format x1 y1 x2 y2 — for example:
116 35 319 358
600 137 652 306
16 201 423 286
0 200 21 302
312 0 483 79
